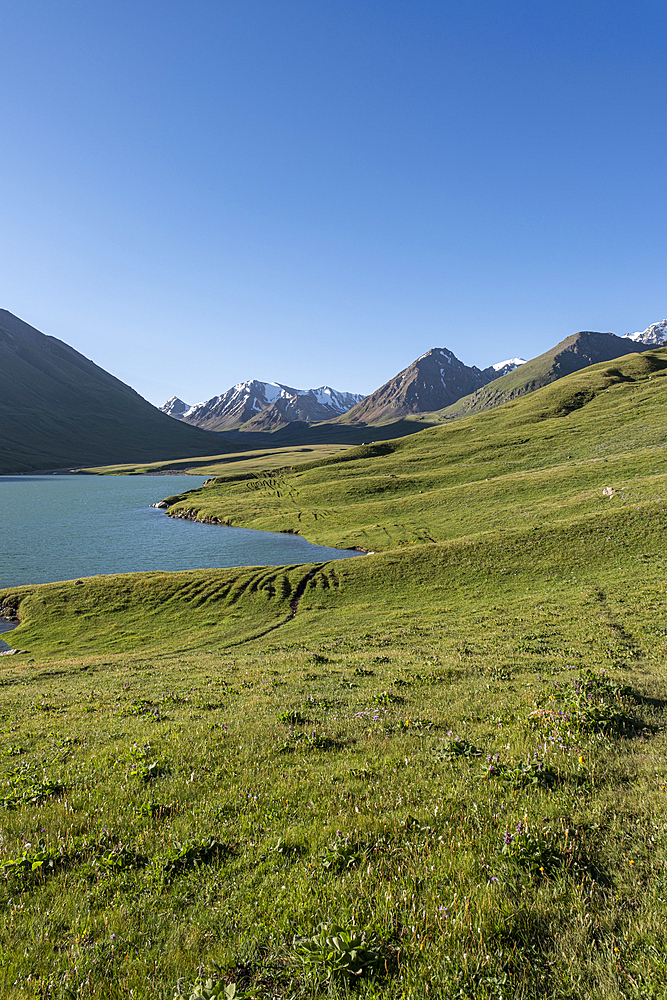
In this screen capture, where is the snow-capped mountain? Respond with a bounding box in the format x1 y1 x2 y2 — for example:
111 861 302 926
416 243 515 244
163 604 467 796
160 397 193 419
160 381 365 432
491 357 527 374
623 319 667 347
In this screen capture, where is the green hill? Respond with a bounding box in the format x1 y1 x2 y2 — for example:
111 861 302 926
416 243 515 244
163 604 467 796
0 310 230 472
432 329 648 422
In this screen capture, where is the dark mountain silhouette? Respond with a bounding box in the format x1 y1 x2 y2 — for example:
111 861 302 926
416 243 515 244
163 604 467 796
0 310 229 472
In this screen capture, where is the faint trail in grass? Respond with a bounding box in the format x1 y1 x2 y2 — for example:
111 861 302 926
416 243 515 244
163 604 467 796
289 568 318 617
211 565 325 650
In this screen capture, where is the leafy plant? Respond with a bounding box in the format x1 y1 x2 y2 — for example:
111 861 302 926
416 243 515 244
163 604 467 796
501 821 565 877
162 839 231 880
387 716 436 732
538 668 644 737
130 759 167 783
485 664 513 681
277 710 309 725
98 845 149 870
1 847 64 878
484 753 556 789
1 772 65 809
179 979 238 1000
294 923 383 981
276 729 343 753
322 836 365 872
373 690 404 705
137 800 178 819
438 736 483 759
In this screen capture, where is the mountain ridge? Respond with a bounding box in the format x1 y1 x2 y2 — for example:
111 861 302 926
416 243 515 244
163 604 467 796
161 380 365 432
433 331 649 421
335 347 508 425
623 318 667 346
0 310 229 473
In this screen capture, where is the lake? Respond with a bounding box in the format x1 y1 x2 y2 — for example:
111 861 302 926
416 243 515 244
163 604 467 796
0 475 359 588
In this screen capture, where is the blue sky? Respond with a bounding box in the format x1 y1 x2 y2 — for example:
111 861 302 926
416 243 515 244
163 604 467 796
1 1 666 405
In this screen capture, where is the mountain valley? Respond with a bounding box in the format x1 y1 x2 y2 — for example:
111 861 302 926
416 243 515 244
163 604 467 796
3 321 667 1000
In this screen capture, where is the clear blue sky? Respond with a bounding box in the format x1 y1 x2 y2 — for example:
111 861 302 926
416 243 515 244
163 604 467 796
1 1 666 405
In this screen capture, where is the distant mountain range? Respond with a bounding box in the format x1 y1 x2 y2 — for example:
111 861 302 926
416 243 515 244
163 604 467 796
161 381 365 432
0 310 227 473
435 331 649 421
162 355 527 432
623 319 667 346
3 306 664 473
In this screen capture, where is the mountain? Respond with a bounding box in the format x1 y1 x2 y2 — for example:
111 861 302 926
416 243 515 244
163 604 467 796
163 381 365 432
241 387 366 432
335 347 505 425
623 319 667 347
491 357 527 375
0 310 228 473
160 396 192 419
434 331 649 421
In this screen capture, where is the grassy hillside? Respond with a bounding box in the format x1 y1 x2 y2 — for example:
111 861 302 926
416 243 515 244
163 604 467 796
0 310 229 472
432 331 648 422
2 347 667 998
1 506 666 998
154 347 667 552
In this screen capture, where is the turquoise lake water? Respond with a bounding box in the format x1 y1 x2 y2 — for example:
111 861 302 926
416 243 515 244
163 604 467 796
0 475 358 588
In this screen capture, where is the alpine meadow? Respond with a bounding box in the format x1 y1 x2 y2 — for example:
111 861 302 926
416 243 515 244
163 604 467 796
2 347 667 999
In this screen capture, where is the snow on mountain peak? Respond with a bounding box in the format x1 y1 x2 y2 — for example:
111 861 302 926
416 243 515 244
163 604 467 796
623 319 667 346
491 357 527 372
160 379 365 430
159 397 191 419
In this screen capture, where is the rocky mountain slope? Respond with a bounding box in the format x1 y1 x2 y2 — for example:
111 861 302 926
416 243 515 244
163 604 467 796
335 347 508 425
0 310 227 473
435 331 649 421
160 397 192 419
161 381 365 432
623 319 667 346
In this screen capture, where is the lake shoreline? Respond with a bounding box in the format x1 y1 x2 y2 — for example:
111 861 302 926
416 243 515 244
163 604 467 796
0 474 360 589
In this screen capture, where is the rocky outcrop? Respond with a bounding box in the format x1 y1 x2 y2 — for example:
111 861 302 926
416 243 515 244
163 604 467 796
167 507 233 526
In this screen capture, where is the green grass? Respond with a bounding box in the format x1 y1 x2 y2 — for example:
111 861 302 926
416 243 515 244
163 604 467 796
2 348 667 998
84 443 354 477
